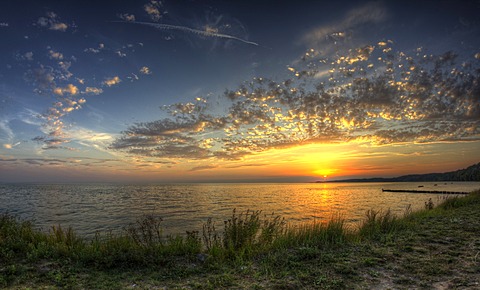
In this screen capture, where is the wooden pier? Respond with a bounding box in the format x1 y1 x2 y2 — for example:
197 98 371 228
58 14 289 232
382 189 469 194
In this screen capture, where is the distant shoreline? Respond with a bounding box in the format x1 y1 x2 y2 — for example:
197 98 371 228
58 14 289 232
317 162 480 183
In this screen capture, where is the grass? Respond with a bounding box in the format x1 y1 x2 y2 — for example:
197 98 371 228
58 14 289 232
1 190 479 289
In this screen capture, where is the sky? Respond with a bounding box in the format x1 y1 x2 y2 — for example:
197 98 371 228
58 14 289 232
0 0 479 183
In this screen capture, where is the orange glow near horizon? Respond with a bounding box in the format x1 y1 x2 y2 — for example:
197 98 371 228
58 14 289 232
2 139 479 183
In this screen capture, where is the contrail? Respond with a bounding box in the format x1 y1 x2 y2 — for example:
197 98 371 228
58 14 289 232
112 21 259 46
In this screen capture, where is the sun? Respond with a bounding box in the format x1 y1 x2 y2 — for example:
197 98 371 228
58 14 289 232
313 168 336 178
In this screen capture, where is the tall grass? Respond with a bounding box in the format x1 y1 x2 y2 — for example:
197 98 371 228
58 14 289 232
273 216 349 250
358 209 405 241
1 190 478 268
202 209 287 260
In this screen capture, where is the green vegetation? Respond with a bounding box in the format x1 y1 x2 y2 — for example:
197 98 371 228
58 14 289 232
1 190 480 289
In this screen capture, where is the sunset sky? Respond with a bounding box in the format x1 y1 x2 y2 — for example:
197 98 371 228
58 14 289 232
1 0 479 183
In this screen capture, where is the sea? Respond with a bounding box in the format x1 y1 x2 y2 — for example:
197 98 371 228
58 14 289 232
1 182 479 238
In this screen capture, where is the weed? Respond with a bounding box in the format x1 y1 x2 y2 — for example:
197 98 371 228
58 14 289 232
124 214 163 247
425 198 434 210
202 217 221 251
259 212 286 245
404 204 412 218
223 209 261 252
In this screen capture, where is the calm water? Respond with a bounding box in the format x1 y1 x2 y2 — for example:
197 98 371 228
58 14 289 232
1 182 479 238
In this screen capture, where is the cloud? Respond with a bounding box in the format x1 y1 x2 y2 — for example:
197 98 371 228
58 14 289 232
49 50 64 60
53 84 79 96
57 61 73 80
112 43 480 161
139 66 152 75
2 141 20 149
24 51 34 61
189 165 218 171
50 23 68 32
84 48 99 54
0 119 14 140
118 13 136 22
0 157 17 162
120 21 259 47
84 47 101 54
0 156 126 172
24 66 56 94
109 115 224 159
144 0 164 21
84 87 103 95
103 76 121 87
225 163 268 169
37 11 69 32
302 2 387 51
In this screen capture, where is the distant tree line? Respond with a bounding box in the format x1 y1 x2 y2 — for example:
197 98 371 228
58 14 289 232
396 162 480 182
324 162 480 183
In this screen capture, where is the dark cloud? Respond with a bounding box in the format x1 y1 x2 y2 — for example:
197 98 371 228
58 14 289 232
0 157 120 168
225 163 268 169
0 158 18 162
189 165 217 171
24 66 56 95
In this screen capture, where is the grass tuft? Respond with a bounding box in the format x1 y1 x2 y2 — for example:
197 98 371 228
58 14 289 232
358 209 405 241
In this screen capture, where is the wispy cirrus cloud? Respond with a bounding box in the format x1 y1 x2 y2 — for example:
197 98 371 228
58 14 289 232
301 1 387 53
118 21 259 47
0 119 15 141
3 142 21 149
225 163 268 169
189 165 218 172
0 156 121 169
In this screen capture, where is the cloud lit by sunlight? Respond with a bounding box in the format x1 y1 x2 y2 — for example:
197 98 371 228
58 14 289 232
103 76 122 87
112 42 480 165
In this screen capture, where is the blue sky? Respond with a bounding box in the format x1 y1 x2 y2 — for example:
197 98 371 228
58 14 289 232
1 0 479 182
